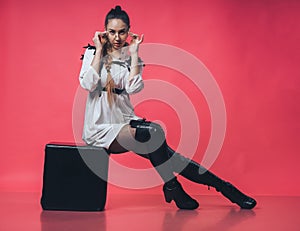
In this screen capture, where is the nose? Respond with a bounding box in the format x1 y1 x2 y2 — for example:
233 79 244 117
114 33 120 40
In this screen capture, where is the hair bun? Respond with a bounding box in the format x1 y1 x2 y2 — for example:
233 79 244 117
115 5 122 12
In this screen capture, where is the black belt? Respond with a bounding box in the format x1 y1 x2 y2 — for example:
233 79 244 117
102 87 125 95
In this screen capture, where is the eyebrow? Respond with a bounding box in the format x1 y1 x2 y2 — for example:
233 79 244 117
108 28 128 32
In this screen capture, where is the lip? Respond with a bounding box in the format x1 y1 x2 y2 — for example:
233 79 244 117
114 43 121 47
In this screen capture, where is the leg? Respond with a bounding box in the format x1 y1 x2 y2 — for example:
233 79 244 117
166 146 257 209
109 121 199 210
133 131 256 210
108 125 135 154
109 124 175 182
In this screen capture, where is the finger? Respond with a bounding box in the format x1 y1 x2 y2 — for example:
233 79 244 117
135 35 143 44
138 34 144 44
94 31 101 41
99 31 107 38
97 31 107 44
129 32 138 39
94 31 101 37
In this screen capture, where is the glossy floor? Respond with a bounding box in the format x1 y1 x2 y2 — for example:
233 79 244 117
0 192 299 231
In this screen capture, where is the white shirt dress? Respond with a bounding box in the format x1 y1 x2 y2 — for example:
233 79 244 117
79 48 144 149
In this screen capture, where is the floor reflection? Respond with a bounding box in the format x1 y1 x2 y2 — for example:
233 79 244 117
1 193 299 231
40 210 106 231
200 208 256 231
40 206 255 231
162 207 256 231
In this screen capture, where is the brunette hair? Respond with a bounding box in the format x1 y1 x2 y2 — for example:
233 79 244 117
102 5 130 107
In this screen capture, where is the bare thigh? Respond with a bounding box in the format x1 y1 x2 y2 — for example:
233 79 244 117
108 124 137 153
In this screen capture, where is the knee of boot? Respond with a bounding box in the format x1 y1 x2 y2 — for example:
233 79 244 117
147 123 166 148
135 126 151 142
150 122 165 138
134 121 166 143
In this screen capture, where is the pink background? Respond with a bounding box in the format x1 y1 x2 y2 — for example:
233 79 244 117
1 0 299 196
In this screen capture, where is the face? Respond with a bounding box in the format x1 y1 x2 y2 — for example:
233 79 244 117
106 19 129 51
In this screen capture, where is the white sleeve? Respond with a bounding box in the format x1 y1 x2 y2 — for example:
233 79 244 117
124 59 144 94
79 48 101 92
125 73 144 94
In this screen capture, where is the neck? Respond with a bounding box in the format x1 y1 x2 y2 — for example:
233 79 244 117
109 49 122 59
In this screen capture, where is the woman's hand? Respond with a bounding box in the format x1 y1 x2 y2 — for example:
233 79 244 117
91 31 107 73
129 32 144 54
92 31 107 51
128 32 144 81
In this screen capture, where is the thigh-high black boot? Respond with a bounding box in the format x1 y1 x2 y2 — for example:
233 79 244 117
130 119 199 210
166 146 257 209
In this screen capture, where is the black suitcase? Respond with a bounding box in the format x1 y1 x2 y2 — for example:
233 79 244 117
41 143 109 211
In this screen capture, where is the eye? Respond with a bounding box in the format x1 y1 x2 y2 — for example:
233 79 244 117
109 30 115 35
119 30 126 35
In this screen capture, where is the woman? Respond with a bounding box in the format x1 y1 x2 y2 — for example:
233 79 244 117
79 5 257 210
